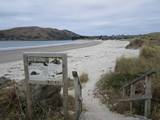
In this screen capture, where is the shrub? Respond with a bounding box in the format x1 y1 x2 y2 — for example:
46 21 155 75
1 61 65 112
79 73 89 83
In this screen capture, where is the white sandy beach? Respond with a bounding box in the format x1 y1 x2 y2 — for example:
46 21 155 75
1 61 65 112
0 40 140 120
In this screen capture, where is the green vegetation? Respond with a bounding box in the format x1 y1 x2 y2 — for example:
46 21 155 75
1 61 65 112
97 35 160 119
126 32 160 49
79 73 89 84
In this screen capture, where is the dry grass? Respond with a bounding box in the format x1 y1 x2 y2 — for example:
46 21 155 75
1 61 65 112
79 72 89 83
97 45 160 120
68 95 75 111
68 77 74 89
68 72 89 89
126 33 160 48
0 80 65 120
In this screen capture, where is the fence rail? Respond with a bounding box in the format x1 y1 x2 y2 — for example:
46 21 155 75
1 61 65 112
119 70 155 119
72 71 83 120
121 70 155 88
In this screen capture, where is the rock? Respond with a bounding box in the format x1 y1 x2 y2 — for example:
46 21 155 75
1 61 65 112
30 71 40 75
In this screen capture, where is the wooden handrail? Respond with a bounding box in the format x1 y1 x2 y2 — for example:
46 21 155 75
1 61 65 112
119 70 156 119
72 71 83 120
119 95 152 102
72 71 82 89
121 70 155 88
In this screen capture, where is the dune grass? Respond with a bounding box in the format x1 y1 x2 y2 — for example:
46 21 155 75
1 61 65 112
96 45 160 119
79 72 89 84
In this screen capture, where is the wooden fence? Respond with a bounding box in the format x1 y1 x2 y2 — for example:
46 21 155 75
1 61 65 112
119 70 156 119
72 71 83 120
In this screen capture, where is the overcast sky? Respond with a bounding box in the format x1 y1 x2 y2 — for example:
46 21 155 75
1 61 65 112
0 0 160 35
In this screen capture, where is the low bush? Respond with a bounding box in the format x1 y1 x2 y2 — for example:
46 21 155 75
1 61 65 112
79 73 89 83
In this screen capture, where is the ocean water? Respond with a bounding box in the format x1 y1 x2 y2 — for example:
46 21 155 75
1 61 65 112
0 40 74 51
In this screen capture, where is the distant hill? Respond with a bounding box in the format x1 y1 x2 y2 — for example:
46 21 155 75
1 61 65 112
0 26 80 40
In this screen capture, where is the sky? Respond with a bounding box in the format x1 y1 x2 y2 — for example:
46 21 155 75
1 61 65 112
0 0 160 35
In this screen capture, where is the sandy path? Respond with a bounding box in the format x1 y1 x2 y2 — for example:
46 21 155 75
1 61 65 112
66 40 140 120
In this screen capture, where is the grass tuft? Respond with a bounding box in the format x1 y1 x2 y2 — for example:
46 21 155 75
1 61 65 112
79 73 89 83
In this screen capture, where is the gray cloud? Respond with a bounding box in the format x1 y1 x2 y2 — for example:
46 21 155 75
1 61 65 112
0 0 160 35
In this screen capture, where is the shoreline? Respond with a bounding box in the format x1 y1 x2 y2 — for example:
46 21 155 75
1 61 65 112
0 40 74 51
0 40 101 63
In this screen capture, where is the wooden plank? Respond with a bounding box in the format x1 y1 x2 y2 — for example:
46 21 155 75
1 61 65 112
130 84 135 97
63 54 68 120
145 76 152 98
122 70 155 88
119 95 152 102
122 88 125 97
80 81 82 113
23 54 32 120
72 71 82 120
74 73 80 120
29 80 62 86
73 71 79 120
144 99 151 118
72 71 82 89
144 76 152 118
130 84 135 113
23 52 67 57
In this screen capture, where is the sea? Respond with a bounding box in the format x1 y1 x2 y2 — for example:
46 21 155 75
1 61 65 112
0 40 76 51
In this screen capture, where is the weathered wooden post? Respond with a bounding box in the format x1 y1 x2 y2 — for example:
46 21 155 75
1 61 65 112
122 88 125 97
130 84 135 114
80 85 82 113
23 54 32 120
63 54 69 120
72 71 82 120
144 75 152 118
119 70 155 119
